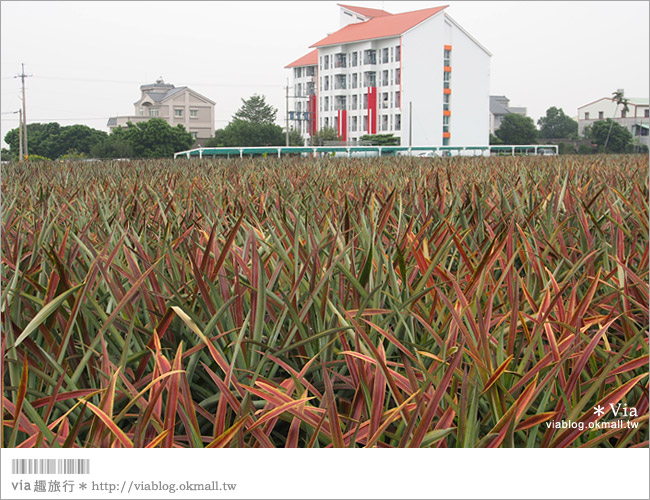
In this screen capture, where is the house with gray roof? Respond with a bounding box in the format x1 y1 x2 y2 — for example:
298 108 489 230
107 78 215 143
489 95 527 134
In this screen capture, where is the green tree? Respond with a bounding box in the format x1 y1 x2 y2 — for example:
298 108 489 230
3 122 107 159
495 114 538 144
111 119 193 158
309 127 339 146
90 135 134 158
604 89 630 150
585 119 632 153
359 133 400 145
213 120 285 147
537 107 578 139
232 94 277 124
288 128 305 146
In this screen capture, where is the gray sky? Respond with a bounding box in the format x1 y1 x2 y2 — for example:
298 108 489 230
1 1 648 148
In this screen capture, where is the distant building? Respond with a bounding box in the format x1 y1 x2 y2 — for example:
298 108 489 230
107 78 215 143
577 94 649 147
285 3 492 146
489 96 527 134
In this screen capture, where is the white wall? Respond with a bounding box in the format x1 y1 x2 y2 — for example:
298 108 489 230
401 12 490 146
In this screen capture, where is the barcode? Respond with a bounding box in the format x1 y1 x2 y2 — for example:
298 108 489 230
11 459 90 475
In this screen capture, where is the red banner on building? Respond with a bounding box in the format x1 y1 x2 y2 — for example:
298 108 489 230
308 95 318 136
367 87 377 135
337 109 347 142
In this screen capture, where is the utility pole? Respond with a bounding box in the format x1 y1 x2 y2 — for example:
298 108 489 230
15 63 32 158
285 79 290 147
18 109 23 162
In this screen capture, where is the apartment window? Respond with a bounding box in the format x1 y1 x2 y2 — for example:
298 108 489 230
584 112 590 120
294 67 302 79
390 47 394 62
443 71 451 89
395 45 401 62
324 117 329 128
363 115 368 131
364 49 376 65
645 109 649 118
335 74 346 90
598 111 604 119
351 51 358 67
320 77 322 91
334 53 346 68
305 66 315 77
443 93 450 111
364 71 376 87
351 115 358 132
395 69 401 85
363 93 368 110
190 109 198 118
324 76 330 91
381 92 389 109
335 96 347 111
296 83 302 96
382 70 389 86
174 109 183 118
191 131 198 140
352 94 358 110
443 137 450 146
396 91 401 108
149 108 159 117
324 96 329 112
351 73 358 89
382 114 389 131
382 48 389 64
395 114 401 131
324 55 330 70
443 115 450 133
444 49 451 67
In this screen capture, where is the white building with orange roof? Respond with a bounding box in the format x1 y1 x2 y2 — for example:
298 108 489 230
285 3 491 146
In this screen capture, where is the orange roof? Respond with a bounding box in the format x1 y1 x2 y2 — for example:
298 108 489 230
285 49 319 68
338 3 392 18
311 5 448 47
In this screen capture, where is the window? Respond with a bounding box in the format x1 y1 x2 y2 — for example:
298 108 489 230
395 114 401 131
335 75 346 90
191 131 198 140
352 94 358 110
443 137 450 146
364 71 376 87
395 45 401 62
190 109 198 118
598 111 604 119
584 112 590 120
382 48 389 64
381 92 389 109
294 67 302 79
324 76 330 91
443 93 450 111
295 83 302 96
444 48 451 67
382 114 388 131
395 91 401 108
351 115 358 132
382 70 389 86
351 73 358 89
443 71 451 89
645 109 649 118
324 55 329 70
335 96 346 110
139 107 144 116
443 115 450 133
363 93 368 110
324 96 329 111
364 49 376 65
363 115 368 131
395 69 401 85
351 52 358 67
174 109 183 118
390 47 394 62
334 53 346 68
621 110 626 118
149 108 159 117
324 117 329 128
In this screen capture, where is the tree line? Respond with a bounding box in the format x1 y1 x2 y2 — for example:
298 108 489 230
2 92 646 161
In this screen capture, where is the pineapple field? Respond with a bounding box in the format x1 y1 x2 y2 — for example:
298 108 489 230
1 155 648 448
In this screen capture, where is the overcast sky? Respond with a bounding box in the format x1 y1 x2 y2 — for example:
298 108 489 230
1 1 648 148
